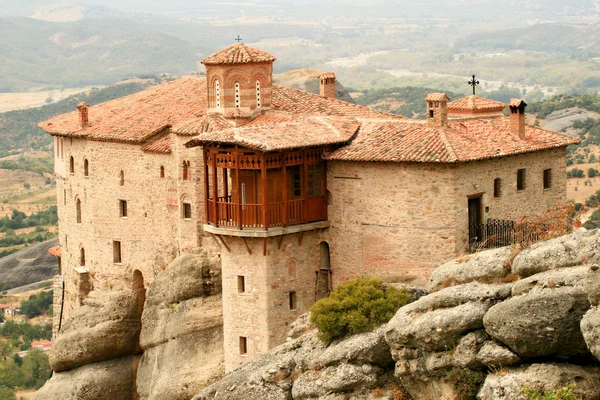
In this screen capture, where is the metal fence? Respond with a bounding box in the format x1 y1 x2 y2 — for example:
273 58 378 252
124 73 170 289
468 219 547 253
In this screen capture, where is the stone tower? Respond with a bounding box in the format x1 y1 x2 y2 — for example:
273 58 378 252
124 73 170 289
203 43 276 120
425 93 449 127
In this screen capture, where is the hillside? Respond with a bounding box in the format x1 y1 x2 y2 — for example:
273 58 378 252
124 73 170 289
0 80 158 155
0 238 58 289
0 17 202 92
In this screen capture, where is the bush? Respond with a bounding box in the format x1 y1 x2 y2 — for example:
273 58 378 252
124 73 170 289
310 277 411 343
445 368 487 400
521 384 582 400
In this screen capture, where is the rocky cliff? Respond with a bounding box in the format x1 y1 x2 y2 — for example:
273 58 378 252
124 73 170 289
34 230 600 400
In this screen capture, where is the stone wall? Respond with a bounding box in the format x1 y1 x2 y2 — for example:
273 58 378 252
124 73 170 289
219 230 326 371
326 148 567 286
53 134 206 325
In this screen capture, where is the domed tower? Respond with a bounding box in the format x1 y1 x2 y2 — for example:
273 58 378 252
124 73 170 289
202 43 276 119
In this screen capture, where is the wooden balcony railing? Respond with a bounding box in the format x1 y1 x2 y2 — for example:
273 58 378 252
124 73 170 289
207 196 326 230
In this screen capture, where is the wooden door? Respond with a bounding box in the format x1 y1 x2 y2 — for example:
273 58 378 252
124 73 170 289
468 197 482 243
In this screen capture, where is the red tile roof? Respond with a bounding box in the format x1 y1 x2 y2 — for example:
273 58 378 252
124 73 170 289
448 95 506 112
173 114 235 136
142 134 172 154
48 245 61 257
39 77 208 144
318 72 336 80
327 117 580 163
185 117 360 151
424 93 450 102
202 44 276 65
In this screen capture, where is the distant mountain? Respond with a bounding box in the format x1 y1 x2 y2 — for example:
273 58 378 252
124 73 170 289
0 238 58 289
0 17 203 91
458 23 600 55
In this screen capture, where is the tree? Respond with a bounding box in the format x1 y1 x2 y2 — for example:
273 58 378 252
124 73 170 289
0 386 16 400
21 349 51 389
588 168 599 178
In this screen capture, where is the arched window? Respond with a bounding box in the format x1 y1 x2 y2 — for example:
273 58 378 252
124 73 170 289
76 198 82 224
69 156 74 174
256 81 261 108
79 247 85 266
84 159 89 177
215 81 221 108
119 170 124 186
160 166 165 178
235 82 240 108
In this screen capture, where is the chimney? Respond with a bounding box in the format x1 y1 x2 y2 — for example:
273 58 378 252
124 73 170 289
319 72 336 100
77 102 90 128
425 93 449 127
508 98 527 139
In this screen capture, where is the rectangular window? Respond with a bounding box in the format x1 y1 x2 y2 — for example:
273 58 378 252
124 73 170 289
307 163 324 197
543 169 552 189
289 291 297 310
517 169 526 191
292 166 302 197
493 178 501 198
239 336 247 355
119 200 128 218
113 241 122 264
183 203 192 219
237 275 246 293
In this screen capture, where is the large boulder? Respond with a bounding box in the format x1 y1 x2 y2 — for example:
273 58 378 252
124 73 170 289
588 264 600 306
478 363 600 400
291 363 382 399
428 247 513 291
476 341 520 367
34 356 139 400
138 252 224 400
581 308 600 361
50 291 141 372
483 286 590 359
511 229 600 277
385 282 511 353
511 266 588 296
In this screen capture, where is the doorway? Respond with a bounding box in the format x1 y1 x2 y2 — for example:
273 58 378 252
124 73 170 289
468 196 482 244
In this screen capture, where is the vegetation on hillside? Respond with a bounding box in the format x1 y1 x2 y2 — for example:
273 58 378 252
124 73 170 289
19 291 53 319
0 82 152 154
0 207 58 258
529 94 600 119
310 277 411 343
522 384 582 400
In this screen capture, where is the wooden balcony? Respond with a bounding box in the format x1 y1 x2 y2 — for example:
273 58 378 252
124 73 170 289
203 147 329 236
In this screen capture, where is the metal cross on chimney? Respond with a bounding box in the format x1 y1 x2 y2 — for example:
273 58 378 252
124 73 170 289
468 75 480 95
235 35 243 43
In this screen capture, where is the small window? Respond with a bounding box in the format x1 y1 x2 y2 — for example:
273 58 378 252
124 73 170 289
493 178 501 198
256 81 261 108
113 240 122 263
235 82 240 108
429 109 434 118
63 189 67 206
84 159 89 177
215 80 221 108
239 336 247 355
517 169 526 191
119 200 128 218
120 170 124 186
76 198 82 223
435 101 439 108
160 166 165 178
183 202 192 219
543 169 552 189
69 156 75 174
289 291 297 310
79 247 85 266
183 161 190 180
237 276 246 293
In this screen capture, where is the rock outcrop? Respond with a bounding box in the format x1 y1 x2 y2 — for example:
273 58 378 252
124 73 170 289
49 290 141 372
582 264 600 361
137 251 224 400
34 356 139 400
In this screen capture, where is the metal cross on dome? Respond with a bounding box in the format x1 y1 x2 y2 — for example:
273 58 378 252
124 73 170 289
468 75 480 95
235 35 243 43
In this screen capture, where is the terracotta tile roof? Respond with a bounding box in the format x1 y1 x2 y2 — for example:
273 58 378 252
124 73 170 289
185 117 360 152
448 95 506 112
173 114 235 135
510 98 527 107
424 93 450 102
202 44 276 65
39 77 208 144
48 245 61 257
142 134 172 154
327 117 580 163
318 72 336 80
271 85 405 120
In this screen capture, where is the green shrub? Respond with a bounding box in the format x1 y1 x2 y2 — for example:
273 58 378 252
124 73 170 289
445 368 487 400
310 277 411 343
522 384 582 400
